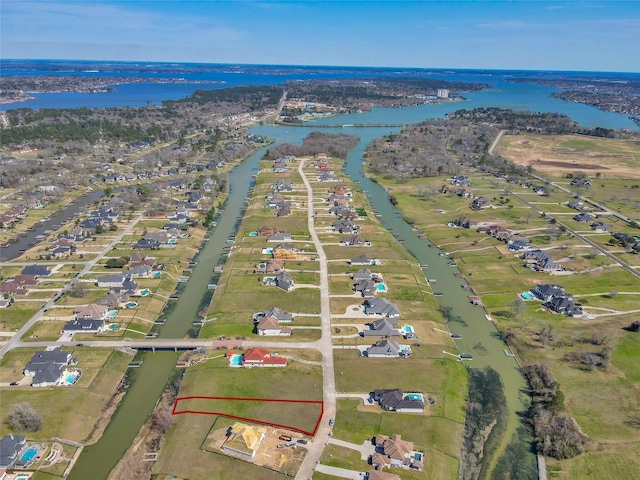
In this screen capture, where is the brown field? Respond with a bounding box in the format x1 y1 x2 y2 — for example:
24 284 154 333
495 134 640 178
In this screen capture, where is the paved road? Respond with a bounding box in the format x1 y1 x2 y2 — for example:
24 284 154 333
0 213 144 359
295 159 337 480
314 464 366 479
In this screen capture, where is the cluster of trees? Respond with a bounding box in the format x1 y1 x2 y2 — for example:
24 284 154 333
167 85 283 111
522 364 588 459
106 256 130 268
7 402 42 432
267 131 359 160
460 367 507 480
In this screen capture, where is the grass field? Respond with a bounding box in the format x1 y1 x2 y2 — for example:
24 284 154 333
495 134 640 178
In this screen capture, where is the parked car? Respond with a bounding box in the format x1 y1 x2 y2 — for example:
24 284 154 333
297 439 308 444
328 418 334 426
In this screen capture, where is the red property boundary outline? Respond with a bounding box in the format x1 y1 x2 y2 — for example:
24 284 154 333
172 395 324 436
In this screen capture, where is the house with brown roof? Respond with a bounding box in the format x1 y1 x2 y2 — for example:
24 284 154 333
73 303 109 320
241 347 288 367
255 316 292 336
259 226 283 237
254 259 285 274
367 470 400 480
373 434 423 471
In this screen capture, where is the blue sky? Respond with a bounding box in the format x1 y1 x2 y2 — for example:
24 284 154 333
1 0 639 71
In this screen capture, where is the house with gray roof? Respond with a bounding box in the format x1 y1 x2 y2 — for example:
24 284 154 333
0 434 26 468
364 298 400 318
366 339 411 358
264 270 294 292
373 389 425 413
267 232 292 242
350 255 372 266
352 268 372 281
534 284 565 302
21 264 51 277
362 319 400 338
257 307 294 323
24 347 72 387
354 278 376 298
573 212 594 223
62 318 105 334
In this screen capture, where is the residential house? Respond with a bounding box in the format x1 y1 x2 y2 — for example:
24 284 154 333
23 347 72 388
546 295 583 317
366 339 410 358
522 250 564 273
591 222 610 232
267 232 292 242
256 307 294 323
534 284 565 302
373 389 425 413
255 317 292 336
127 264 154 278
567 199 584 211
374 434 423 471
21 265 51 277
470 196 491 210
354 278 377 298
254 259 285 274
366 470 401 480
97 274 128 288
258 226 282 237
241 347 288 367
272 180 292 192
134 238 161 250
0 435 26 468
364 298 400 318
0 282 30 297
350 255 372 266
98 292 130 309
352 268 373 281
277 205 291 217
573 213 594 223
362 319 400 338
73 304 108 320
340 235 367 247
62 318 105 334
264 270 294 292
11 275 39 288
333 219 359 234
451 175 472 186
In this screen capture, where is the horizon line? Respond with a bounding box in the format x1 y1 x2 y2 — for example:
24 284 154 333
2 58 639 76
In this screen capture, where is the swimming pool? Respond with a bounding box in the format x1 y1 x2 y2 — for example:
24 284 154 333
108 323 118 331
167 238 177 244
19 444 42 463
154 271 161 278
406 393 424 402
376 283 387 292
520 292 534 300
249 231 258 237
140 289 150 296
229 354 243 367
403 325 414 334
261 248 273 254
64 370 80 386
125 302 138 308
106 310 118 319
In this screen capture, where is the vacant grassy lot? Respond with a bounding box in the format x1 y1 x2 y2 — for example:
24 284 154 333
496 134 640 178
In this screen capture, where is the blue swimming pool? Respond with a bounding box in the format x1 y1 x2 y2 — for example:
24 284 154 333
140 289 150 296
106 310 118 319
108 323 118 331
520 292 534 300
376 283 387 292
249 231 258 237
65 371 80 385
229 355 243 367
20 444 41 462
125 302 138 308
403 325 414 334
406 393 423 402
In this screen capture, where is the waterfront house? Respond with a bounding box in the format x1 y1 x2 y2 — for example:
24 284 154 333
366 339 410 358
364 298 400 318
222 422 267 459
534 284 565 302
254 259 285 274
362 319 400 338
263 270 294 291
23 347 72 388
241 347 288 367
258 226 282 237
350 255 372 266
373 389 425 413
0 435 26 468
267 232 292 242
97 273 128 288
354 278 377 298
352 268 373 281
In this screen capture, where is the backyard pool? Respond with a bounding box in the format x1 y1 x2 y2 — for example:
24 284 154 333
63 370 80 386
125 302 138 308
406 393 424 402
249 231 258 237
107 323 118 331
520 292 534 300
154 271 161 278
261 248 273 255
402 325 415 334
229 354 243 367
376 283 387 292
140 289 150 296
167 238 177 244
106 310 118 319
19 443 43 464
257 263 266 269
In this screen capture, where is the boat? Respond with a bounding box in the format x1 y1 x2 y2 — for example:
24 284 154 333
459 353 473 360
450 333 462 339
504 349 515 357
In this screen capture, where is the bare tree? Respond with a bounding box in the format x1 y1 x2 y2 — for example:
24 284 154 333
8 402 42 432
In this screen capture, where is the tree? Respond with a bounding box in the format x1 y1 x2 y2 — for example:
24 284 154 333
8 402 42 432
70 283 87 298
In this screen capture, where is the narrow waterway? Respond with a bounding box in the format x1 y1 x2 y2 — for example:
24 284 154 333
67 147 265 480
